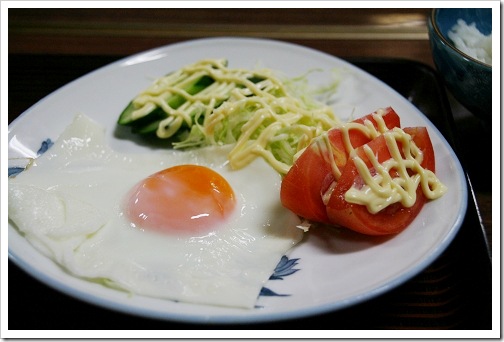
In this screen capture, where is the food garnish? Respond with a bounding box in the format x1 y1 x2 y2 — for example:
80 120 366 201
117 59 341 174
280 108 447 235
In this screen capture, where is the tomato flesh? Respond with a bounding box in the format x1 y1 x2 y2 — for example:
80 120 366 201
280 107 400 224
280 141 334 223
325 127 435 235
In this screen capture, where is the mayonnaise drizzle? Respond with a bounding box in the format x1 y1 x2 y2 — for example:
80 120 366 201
131 59 340 174
345 127 447 213
319 108 391 183
317 109 447 212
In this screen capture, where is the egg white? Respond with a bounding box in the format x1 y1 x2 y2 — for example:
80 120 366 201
8 114 304 309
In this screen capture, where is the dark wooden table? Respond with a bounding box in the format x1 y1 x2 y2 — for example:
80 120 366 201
7 8 493 333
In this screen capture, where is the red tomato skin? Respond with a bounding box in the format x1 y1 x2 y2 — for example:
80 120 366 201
280 142 334 224
403 127 436 173
328 107 401 151
280 107 401 224
326 127 435 235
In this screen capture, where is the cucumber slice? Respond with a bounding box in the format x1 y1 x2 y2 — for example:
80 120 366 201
117 75 215 126
131 119 161 135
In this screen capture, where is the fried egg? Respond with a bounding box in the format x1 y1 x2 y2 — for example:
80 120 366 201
8 114 304 309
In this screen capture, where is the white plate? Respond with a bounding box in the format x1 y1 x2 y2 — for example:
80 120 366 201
8 37 467 324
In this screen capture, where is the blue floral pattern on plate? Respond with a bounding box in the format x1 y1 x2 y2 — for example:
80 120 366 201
8 138 53 177
260 255 300 297
37 138 54 155
8 166 25 178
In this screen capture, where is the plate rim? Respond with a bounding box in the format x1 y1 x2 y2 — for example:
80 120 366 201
7 36 468 324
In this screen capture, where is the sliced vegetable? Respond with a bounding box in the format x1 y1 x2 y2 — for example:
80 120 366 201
118 74 216 127
281 108 447 236
280 107 401 224
325 127 437 235
117 59 343 174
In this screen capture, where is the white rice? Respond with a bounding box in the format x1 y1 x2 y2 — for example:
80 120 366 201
447 19 492 65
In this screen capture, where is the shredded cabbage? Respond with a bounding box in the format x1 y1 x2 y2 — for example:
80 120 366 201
171 61 342 174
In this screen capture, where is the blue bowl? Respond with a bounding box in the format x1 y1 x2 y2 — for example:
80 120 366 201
428 8 492 121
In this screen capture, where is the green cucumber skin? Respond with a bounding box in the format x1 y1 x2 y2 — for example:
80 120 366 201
131 119 162 135
117 101 140 125
117 62 266 140
117 76 215 133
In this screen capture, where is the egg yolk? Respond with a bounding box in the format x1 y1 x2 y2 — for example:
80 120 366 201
125 165 236 235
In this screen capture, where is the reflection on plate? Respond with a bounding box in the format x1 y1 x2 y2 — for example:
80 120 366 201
7 37 467 324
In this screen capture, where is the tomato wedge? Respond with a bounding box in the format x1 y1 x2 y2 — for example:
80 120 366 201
280 107 400 224
325 127 435 235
